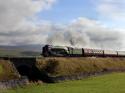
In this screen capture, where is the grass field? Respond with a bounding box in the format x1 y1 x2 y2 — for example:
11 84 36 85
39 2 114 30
2 72 125 93
0 49 40 57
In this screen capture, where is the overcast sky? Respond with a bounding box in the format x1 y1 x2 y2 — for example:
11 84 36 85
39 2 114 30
0 0 125 50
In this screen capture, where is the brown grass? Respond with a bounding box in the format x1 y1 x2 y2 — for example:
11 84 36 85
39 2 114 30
36 57 125 76
0 60 20 81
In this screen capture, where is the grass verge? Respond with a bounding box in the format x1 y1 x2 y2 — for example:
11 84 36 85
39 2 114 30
2 72 125 93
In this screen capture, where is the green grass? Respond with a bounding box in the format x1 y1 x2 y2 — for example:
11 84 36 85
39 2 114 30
0 49 40 57
2 73 125 93
0 49 21 57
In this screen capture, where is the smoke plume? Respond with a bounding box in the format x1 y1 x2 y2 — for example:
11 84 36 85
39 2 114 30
46 18 124 50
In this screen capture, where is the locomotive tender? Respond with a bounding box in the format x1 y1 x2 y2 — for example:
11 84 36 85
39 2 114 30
42 45 125 57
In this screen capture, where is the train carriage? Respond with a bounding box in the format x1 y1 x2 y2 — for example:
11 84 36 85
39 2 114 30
117 51 125 57
104 50 117 57
84 48 93 57
92 49 104 57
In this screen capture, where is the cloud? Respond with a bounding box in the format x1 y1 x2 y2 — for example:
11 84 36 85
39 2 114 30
0 0 124 51
0 0 55 31
95 0 125 20
0 0 55 45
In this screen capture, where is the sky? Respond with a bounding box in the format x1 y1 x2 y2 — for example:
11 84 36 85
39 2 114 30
0 0 125 50
37 0 98 23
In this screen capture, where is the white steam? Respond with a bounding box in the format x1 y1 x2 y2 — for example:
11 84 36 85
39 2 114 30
46 18 124 50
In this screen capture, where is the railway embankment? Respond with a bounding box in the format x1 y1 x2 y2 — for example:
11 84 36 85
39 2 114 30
0 60 20 81
36 57 125 82
1 57 125 87
0 60 28 89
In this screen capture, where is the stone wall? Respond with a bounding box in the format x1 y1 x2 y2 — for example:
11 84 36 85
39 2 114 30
0 76 29 89
47 70 122 83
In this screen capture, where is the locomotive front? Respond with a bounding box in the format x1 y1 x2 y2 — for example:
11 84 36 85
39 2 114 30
42 45 69 57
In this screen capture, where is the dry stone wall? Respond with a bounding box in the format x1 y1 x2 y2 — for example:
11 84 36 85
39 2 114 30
0 76 29 89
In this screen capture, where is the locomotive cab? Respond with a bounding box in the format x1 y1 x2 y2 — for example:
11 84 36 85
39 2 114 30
42 45 69 57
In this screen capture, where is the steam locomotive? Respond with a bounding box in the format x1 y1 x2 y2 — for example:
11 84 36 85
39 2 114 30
42 45 125 57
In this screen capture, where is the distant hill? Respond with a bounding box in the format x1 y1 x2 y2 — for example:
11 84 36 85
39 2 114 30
0 44 43 52
0 44 43 57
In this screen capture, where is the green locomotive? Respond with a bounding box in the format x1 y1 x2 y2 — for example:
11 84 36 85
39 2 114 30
42 45 83 57
42 45 125 57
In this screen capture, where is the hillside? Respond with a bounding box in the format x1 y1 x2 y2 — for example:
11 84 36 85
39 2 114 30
0 44 42 57
0 49 41 57
0 44 42 52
